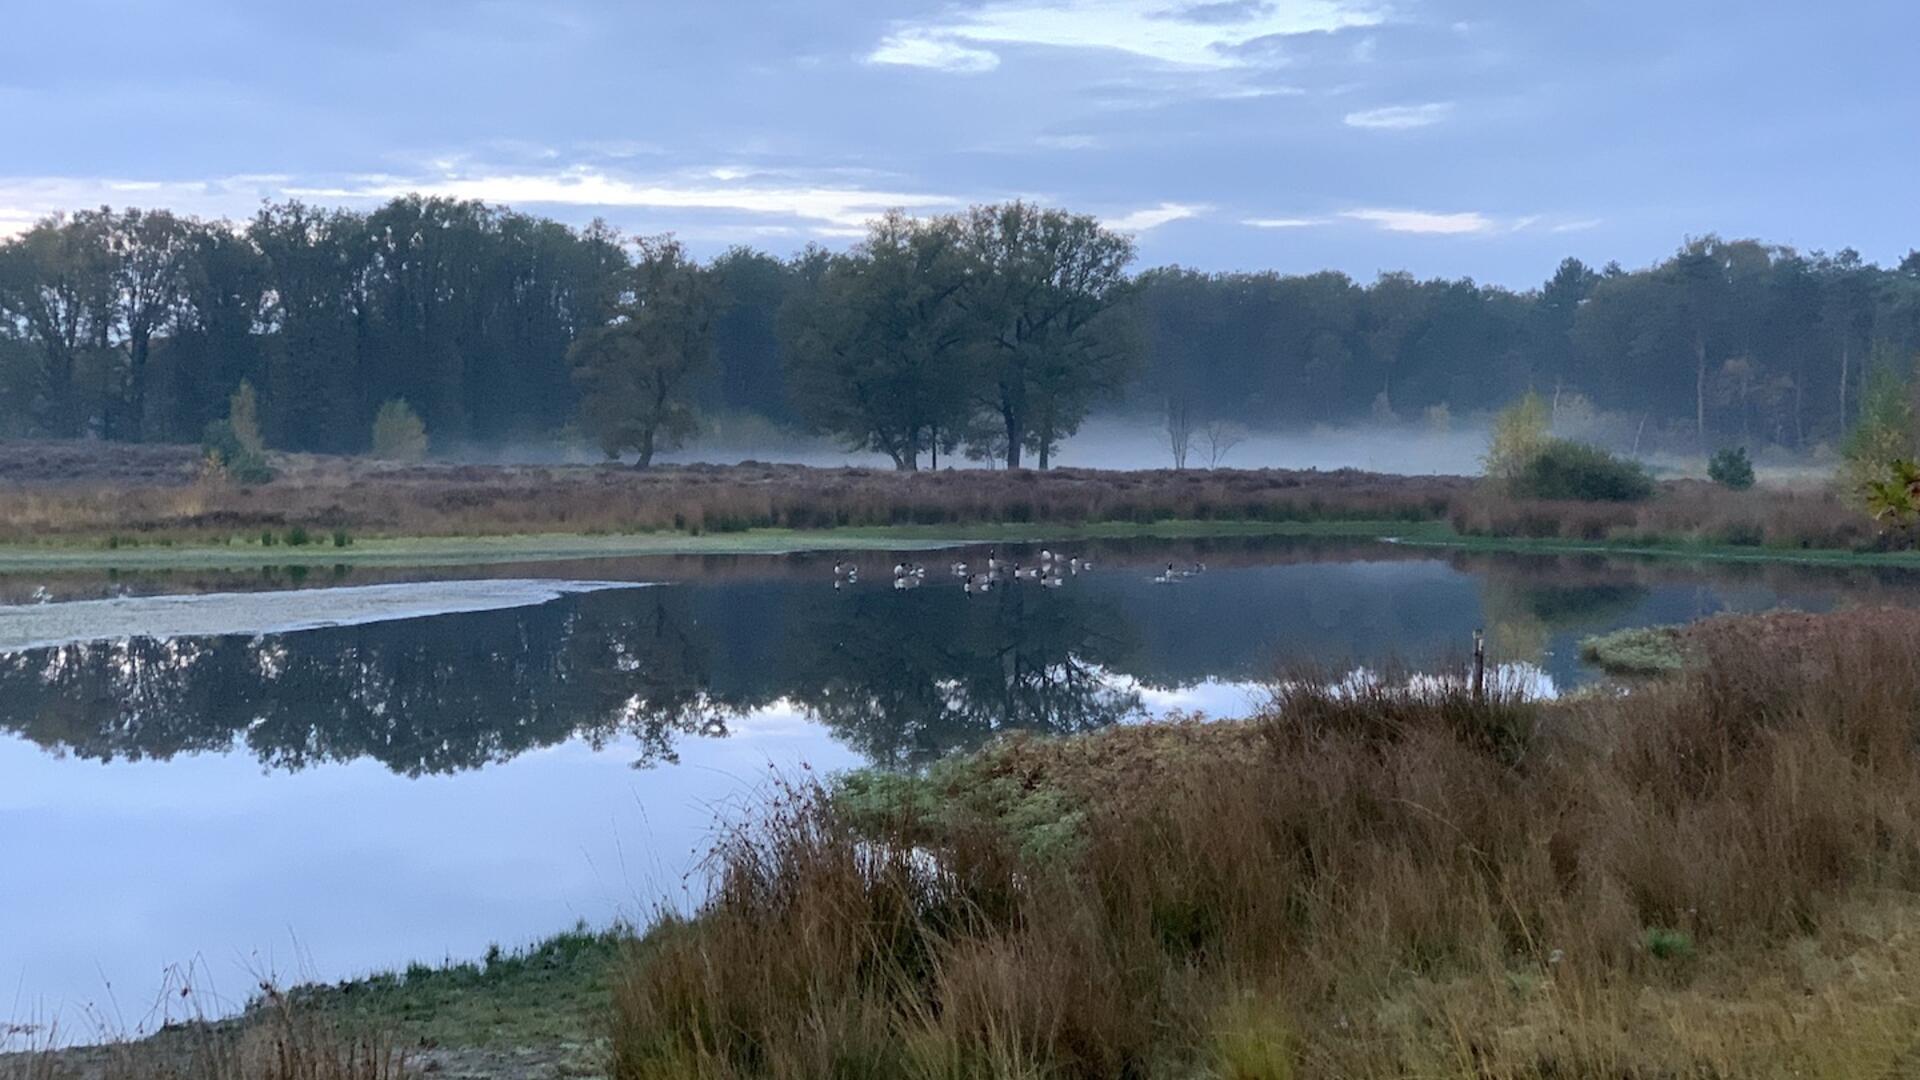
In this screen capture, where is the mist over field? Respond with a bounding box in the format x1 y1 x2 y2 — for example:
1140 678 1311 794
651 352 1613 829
446 416 1495 476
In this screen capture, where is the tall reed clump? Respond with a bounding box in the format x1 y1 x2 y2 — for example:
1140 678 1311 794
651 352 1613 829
2 990 408 1080
611 609 1920 1078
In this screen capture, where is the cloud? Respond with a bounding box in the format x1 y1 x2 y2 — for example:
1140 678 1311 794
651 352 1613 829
0 174 298 237
1551 218 1603 233
1340 208 1493 234
1343 102 1453 129
289 167 966 229
1034 133 1105 150
0 167 973 241
867 0 1385 73
1243 216 1326 228
1106 201 1207 231
866 32 1001 73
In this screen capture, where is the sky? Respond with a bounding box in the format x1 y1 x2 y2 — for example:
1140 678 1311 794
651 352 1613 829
1 0 1915 287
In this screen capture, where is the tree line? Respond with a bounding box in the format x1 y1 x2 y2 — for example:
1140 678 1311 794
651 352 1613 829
4 196 1920 466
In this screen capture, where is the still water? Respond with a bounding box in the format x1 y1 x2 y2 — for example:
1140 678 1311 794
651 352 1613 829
4 537 1919 1039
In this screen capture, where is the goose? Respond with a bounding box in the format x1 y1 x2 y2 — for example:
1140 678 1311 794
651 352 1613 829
963 579 975 596
894 563 907 577
1040 548 1054 563
1040 575 1065 589
986 552 998 573
913 564 927 578
1154 563 1179 585
29 585 52 605
1068 556 1081 572
950 561 968 576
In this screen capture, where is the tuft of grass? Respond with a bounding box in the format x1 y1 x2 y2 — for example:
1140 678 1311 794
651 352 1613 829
1579 624 1686 676
285 923 628 1052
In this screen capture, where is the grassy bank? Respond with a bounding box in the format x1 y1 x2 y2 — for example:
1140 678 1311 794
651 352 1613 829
0 519 1399 574
5 516 1920 577
607 608 1920 1078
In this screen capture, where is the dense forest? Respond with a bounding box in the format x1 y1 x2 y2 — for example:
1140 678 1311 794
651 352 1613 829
3 196 1918 467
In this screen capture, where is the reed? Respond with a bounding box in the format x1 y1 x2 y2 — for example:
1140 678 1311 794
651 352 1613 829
610 608 1920 1078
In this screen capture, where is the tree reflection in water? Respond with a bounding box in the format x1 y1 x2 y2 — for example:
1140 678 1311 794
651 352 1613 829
5 546 1885 776
0 581 1143 775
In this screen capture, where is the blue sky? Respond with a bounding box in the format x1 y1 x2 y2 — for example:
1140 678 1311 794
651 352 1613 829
1 0 1913 286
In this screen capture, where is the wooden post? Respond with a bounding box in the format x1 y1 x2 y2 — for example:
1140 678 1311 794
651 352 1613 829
1471 629 1486 704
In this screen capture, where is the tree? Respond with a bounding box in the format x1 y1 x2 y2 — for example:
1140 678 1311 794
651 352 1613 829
229 380 265 454
96 207 194 440
370 399 429 461
1483 392 1552 484
783 213 976 470
571 237 718 468
959 203 1140 468
0 214 113 437
1202 420 1246 468
1163 396 1194 469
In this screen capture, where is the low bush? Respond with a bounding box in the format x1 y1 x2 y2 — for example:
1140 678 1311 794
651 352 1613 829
200 419 275 485
1506 438 1653 502
1708 446 1756 490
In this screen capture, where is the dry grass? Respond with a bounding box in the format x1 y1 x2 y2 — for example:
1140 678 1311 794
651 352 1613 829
1 991 408 1080
0 448 1467 543
610 608 1920 1078
1450 480 1885 551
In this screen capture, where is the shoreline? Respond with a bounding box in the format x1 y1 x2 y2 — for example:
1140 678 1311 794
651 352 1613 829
0 517 1916 575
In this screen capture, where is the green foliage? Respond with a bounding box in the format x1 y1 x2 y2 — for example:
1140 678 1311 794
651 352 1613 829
1580 625 1685 676
781 212 976 470
1644 927 1696 962
1508 439 1654 502
228 380 265 455
571 237 718 467
284 922 629 1053
369 399 429 462
200 417 276 484
1863 459 1920 526
1843 366 1917 503
1482 392 1552 483
1708 445 1755 489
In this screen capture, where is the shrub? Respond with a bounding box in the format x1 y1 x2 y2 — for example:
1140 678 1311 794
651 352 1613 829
1708 446 1755 490
201 418 276 484
371 399 429 462
1508 438 1653 502
229 380 265 455
1481 392 1551 483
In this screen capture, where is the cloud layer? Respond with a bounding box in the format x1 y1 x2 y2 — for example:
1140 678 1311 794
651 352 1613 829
868 0 1384 72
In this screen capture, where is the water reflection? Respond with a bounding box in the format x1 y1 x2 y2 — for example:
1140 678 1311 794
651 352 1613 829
0 582 1146 774
4 542 1920 776
10 541 1920 1035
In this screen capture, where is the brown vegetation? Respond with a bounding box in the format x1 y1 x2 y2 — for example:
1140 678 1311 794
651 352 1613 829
2 991 406 1080
611 608 1920 1078
0 448 1466 543
1450 479 1883 550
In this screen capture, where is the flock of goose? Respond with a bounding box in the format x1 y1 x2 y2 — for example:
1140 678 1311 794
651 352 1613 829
831 549 1093 594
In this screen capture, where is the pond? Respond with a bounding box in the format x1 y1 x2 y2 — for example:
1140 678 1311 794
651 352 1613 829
5 536 1919 1041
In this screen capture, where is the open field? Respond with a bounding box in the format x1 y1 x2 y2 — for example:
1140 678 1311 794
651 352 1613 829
0 441 1908 575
